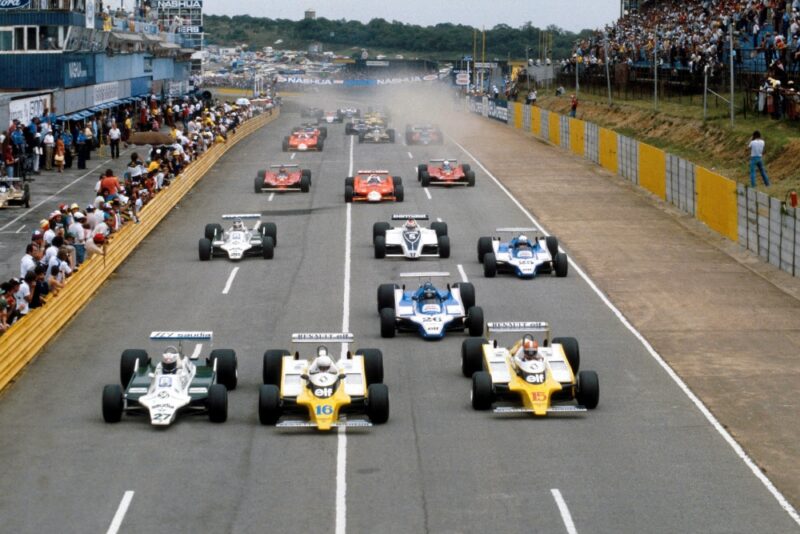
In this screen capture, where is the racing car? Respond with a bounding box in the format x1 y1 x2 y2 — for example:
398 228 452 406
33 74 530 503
477 228 568 278
345 170 404 203
377 272 484 340
461 322 599 416
358 126 396 144
405 124 444 145
259 333 389 430
372 214 450 259
0 177 30 208
199 214 276 261
102 331 238 426
300 106 324 119
295 123 328 139
254 164 311 193
282 129 324 152
417 159 475 187
318 110 343 124
338 107 360 119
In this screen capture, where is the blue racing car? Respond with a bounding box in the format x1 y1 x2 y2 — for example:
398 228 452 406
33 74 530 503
477 228 568 279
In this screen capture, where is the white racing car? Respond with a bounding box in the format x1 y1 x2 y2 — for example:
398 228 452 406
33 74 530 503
477 228 568 278
199 214 277 261
372 214 450 259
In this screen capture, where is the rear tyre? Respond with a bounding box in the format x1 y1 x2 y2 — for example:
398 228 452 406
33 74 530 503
554 252 568 277
466 170 476 187
358 133 365 144
377 284 396 312
199 238 212 261
483 252 497 277
387 129 395 143
437 235 450 258
372 221 391 240
374 235 386 259
205 223 223 241
477 236 493 263
261 222 277 246
461 337 487 377
121 349 149 387
254 176 263 193
102 385 124 423
301 169 312 183
207 384 228 423
467 306 484 337
553 337 580 374
318 127 327 139
395 184 404 202
258 385 281 425
345 185 354 203
380 307 396 338
393 177 403 187
356 348 384 385
471 372 494 410
367 384 390 424
300 175 310 193
317 139 325 151
461 163 471 172
417 164 427 180
430 221 448 237
210 349 238 390
421 172 431 187
546 236 559 257
455 282 476 310
282 137 289 152
263 349 288 385
577 371 599 409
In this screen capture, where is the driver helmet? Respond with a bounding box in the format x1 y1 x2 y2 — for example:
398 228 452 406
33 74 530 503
162 346 180 374
404 219 417 231
517 235 530 247
316 353 333 373
232 218 244 231
443 160 451 170
521 337 540 361
278 166 287 175
423 285 437 300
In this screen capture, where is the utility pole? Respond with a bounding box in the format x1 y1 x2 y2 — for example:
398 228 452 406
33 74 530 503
481 26 486 95
729 23 735 127
472 28 477 93
604 32 612 104
525 46 530 91
654 26 659 111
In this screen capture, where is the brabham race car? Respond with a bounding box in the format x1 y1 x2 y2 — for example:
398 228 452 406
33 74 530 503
0 177 30 208
102 331 238 426
372 214 450 259
405 124 444 145
358 126 396 144
254 164 311 193
199 214 276 261
377 272 484 340
259 333 389 430
417 159 475 187
477 228 568 278
461 322 599 416
345 170 404 203
282 130 324 152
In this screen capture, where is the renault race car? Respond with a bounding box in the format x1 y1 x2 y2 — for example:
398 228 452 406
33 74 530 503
477 228 568 278
254 164 311 193
405 124 444 145
282 130 324 152
417 159 475 187
461 322 599 416
0 177 30 208
372 214 450 259
102 331 238 426
377 273 484 340
358 126 396 144
259 333 389 430
199 214 276 261
345 170 404 203
318 110 343 124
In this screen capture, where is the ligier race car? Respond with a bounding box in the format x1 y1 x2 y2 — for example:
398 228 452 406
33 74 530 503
477 228 568 278
372 214 450 259
345 170 404 203
199 214 276 261
377 273 484 340
102 331 238 426
259 333 389 430
417 159 475 187
282 130 324 152
0 177 30 208
405 124 444 145
338 107 361 119
461 322 599 416
254 164 311 193
358 126 396 144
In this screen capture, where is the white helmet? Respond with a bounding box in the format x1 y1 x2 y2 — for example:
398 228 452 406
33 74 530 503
316 354 333 373
443 160 451 169
162 346 180 374
233 218 244 231
517 235 530 246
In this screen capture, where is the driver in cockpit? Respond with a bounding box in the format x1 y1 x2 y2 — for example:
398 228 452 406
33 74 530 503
308 345 339 377
404 219 418 232
442 160 453 171
367 175 382 185
513 336 544 373
419 283 439 305
232 218 245 231
514 235 533 251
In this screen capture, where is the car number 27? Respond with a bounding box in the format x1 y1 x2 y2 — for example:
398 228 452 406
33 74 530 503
315 404 334 415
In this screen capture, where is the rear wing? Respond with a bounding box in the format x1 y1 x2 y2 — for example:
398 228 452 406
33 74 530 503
291 333 354 343
495 227 539 233
400 271 450 278
486 322 551 344
150 331 213 340
222 214 261 219
357 170 389 174
392 214 428 220
429 159 458 163
270 164 299 169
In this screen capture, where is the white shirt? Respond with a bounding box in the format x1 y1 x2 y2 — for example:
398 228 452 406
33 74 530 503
20 254 37 278
109 127 121 140
749 138 765 157
43 228 55 245
68 222 86 244
43 133 55 146
15 282 30 315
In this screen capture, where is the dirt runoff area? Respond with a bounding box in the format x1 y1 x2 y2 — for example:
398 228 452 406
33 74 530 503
449 110 800 512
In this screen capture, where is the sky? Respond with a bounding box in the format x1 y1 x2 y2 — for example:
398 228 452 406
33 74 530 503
203 0 622 33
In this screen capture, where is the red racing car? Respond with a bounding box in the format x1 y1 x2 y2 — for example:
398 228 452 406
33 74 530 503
283 129 324 152
345 170 404 203
417 159 475 187
405 124 444 145
254 164 311 193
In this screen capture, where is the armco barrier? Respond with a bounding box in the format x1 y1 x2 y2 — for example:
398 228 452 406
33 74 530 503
585 121 599 164
512 102 523 129
618 135 639 184
637 143 667 200
570 118 585 158
666 154 696 216
559 115 570 151
599 127 618 173
0 110 280 392
548 112 560 145
696 167 738 241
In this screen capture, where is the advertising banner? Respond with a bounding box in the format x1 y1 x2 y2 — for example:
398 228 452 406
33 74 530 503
9 94 52 124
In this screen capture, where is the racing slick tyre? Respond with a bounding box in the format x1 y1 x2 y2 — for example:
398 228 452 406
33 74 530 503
471 372 494 410
553 337 580 374
261 222 277 246
466 306 484 337
466 170 476 187
254 176 264 193
205 223 223 240
198 238 212 261
207 384 228 423
102 385 124 423
358 133 365 144
259 385 282 425
210 349 238 390
263 349 289 385
120 349 149 387
431 221 448 237
477 236 493 263
417 164 427 180
374 235 386 259
300 175 311 193
356 348 384 385
373 221 391 240
577 371 599 409
393 177 403 187
377 283 397 312
437 235 451 258
380 308 396 338
387 129 396 143
345 123 353 135
301 169 312 183
483 253 497 278
554 252 568 278
282 137 289 152
395 184 404 202
345 185 354 203
345 177 354 188
454 282 476 310
318 127 327 139
421 172 431 187
546 235 559 257
366 384 390 424
461 337 487 377
317 139 325 151
461 164 471 173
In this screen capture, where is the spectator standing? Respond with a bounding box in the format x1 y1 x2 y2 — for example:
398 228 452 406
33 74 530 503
748 130 771 187
54 135 65 173
570 94 578 117
43 130 55 171
108 122 121 159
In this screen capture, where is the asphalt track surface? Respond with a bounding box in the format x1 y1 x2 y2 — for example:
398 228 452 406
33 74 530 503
0 95 798 534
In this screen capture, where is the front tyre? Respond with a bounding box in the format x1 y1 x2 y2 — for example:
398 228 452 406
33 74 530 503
259 385 281 425
262 236 275 259
471 372 494 410
367 384 390 424
374 235 386 259
483 252 497 277
577 371 599 409
207 384 228 423
437 235 450 258
467 306 484 337
102 385 124 423
199 238 212 261
380 307 396 338
554 252 568 277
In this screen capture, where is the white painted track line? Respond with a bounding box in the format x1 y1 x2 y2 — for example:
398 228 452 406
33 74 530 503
106 490 134 534
15 224 25 233
551 489 578 534
423 188 432 200
290 152 296 160
457 264 468 283
407 151 413 159
221 267 239 295
451 137 800 526
268 193 275 202
436 217 442 222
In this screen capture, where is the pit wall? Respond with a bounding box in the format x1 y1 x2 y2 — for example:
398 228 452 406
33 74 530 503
470 96 800 276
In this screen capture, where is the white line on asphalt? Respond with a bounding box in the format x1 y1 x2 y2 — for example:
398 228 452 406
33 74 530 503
457 264 468 282
407 151 413 159
190 343 203 360
424 187 432 200
15 224 25 233
268 193 275 202
222 267 239 295
451 137 800 526
106 490 134 534
551 489 578 534
290 152 296 160
436 217 442 222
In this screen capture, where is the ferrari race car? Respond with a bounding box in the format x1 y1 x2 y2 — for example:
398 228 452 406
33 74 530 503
254 164 311 193
199 214 276 261
345 170 404 203
0 177 30 208
377 273 484 340
405 124 443 145
372 214 450 259
477 228 568 278
417 159 475 187
102 331 238 426
461 322 599 416
358 126 396 144
296 123 328 139
259 333 389 430
283 129 324 152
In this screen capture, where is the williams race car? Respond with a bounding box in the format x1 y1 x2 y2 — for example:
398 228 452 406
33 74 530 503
372 214 450 259
417 159 475 187
254 164 311 193
259 333 389 430
477 228 568 278
102 331 238 426
199 214 276 261
377 272 484 340
358 126 396 144
345 170 404 203
461 322 599 416
405 124 443 145
0 177 30 208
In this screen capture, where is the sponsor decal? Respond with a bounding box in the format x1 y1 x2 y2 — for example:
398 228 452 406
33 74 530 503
177 25 203 34
156 0 202 7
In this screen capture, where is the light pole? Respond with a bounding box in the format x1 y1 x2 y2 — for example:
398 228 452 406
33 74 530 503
525 46 532 90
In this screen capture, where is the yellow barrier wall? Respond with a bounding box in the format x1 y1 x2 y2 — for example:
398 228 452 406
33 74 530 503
599 128 618 173
0 110 280 392
637 143 667 200
696 167 738 241
548 112 560 146
513 102 522 129
569 118 585 157
530 106 541 135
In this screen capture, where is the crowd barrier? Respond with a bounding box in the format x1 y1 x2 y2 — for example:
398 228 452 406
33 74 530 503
0 110 280 393
470 96 796 275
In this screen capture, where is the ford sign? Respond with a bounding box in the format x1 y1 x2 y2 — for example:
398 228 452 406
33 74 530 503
0 0 32 8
